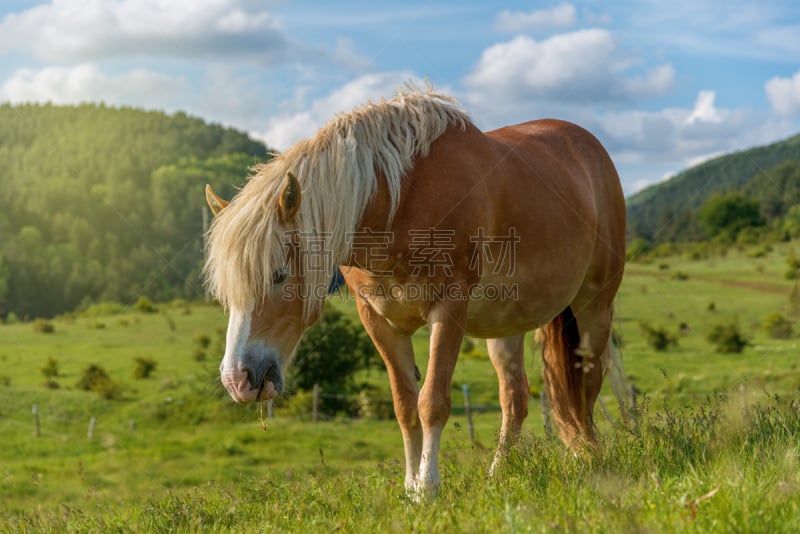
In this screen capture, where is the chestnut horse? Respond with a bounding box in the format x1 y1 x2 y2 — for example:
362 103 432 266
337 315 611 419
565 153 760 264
204 88 627 496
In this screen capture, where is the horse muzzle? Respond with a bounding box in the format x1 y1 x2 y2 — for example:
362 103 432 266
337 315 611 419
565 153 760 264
220 350 283 403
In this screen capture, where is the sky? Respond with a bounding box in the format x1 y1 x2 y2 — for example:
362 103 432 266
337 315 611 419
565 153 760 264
1 0 799 196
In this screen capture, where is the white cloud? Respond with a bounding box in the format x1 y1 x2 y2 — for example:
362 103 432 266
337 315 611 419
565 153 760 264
0 0 289 62
494 4 577 33
462 29 674 119
623 64 676 98
0 64 184 108
765 69 800 117
597 91 753 165
686 90 722 124
259 71 419 150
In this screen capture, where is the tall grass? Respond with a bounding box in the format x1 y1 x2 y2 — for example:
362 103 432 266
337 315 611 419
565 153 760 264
5 393 798 533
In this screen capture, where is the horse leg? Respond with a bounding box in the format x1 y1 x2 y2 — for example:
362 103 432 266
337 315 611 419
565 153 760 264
540 302 610 452
486 335 528 474
416 302 466 496
569 301 614 448
355 299 421 490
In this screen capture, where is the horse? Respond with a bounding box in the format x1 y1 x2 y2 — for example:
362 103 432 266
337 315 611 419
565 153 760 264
204 87 627 496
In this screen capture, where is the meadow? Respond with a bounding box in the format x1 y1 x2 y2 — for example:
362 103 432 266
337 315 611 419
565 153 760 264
1 244 799 532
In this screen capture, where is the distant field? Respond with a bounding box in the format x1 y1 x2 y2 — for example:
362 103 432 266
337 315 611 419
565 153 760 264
1 245 799 531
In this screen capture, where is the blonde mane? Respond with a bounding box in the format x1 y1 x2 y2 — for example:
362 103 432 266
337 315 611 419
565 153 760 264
204 86 469 320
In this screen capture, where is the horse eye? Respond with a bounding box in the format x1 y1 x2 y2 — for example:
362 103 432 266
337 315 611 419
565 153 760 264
272 268 288 285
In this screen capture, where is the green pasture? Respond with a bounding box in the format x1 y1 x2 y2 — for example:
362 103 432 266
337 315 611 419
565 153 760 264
2 245 800 531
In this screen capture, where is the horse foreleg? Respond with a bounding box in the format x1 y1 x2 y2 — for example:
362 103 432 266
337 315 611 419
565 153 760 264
416 302 466 497
487 335 528 474
355 299 421 490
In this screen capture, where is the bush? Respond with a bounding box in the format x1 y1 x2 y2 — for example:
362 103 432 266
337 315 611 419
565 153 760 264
762 313 793 339
707 322 749 353
194 334 211 349
639 322 678 351
76 364 120 399
289 307 378 416
133 296 157 314
82 301 126 317
133 357 158 379
32 319 55 334
40 357 59 378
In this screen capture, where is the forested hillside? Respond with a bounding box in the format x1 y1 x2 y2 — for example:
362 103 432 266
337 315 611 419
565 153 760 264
627 133 800 243
0 104 270 319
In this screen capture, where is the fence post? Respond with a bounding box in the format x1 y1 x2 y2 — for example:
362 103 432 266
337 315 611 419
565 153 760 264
32 404 40 437
540 389 553 438
87 416 96 439
462 384 475 444
129 419 136 433
312 383 319 423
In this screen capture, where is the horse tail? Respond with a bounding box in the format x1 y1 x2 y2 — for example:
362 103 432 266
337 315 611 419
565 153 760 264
540 306 595 449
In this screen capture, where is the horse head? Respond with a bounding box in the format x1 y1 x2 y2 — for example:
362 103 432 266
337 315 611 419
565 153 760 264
205 174 320 404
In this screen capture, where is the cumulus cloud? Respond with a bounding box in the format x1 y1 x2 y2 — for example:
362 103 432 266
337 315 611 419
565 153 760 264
597 90 754 167
0 0 291 62
765 69 800 117
686 90 722 124
494 4 577 33
258 71 420 150
462 29 674 117
0 64 184 108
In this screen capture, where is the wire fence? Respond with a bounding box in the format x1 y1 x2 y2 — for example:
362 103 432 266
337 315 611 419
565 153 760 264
6 382 794 445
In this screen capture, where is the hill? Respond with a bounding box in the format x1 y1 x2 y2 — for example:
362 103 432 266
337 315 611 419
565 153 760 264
0 103 271 319
626 133 800 243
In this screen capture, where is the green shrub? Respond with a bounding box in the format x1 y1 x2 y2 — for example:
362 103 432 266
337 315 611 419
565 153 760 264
670 271 689 281
639 322 678 351
133 296 157 314
762 313 793 339
195 334 212 349
40 357 59 378
82 301 126 317
289 307 378 416
44 378 60 389
133 357 158 379
32 318 55 334
4 312 19 324
76 364 120 399
707 322 749 353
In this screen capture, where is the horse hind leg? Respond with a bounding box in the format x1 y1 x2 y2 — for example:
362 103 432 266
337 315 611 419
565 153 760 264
540 305 610 451
486 334 528 474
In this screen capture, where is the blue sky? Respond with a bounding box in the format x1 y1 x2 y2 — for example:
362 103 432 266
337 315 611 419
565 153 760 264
1 1 799 195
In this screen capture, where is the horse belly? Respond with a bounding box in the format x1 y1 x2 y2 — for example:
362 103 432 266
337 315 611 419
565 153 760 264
464 262 588 338
465 297 557 338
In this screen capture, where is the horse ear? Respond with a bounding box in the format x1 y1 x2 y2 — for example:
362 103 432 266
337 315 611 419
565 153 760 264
279 172 302 222
205 184 229 216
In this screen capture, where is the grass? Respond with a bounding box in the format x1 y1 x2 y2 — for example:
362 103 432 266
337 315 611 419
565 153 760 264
1 244 800 531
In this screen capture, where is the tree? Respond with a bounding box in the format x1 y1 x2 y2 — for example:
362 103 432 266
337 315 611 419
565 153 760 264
0 103 272 318
699 193 764 241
